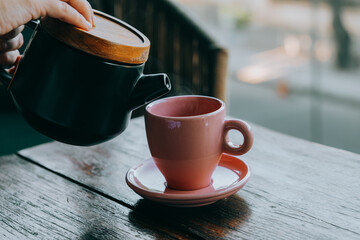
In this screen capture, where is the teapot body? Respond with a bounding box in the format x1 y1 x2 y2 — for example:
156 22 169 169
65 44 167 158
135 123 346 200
8 24 170 146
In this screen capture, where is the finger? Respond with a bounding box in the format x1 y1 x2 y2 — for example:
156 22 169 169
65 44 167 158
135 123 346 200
44 0 92 30
92 12 96 27
0 34 24 51
0 50 20 66
62 0 94 25
87 1 96 27
0 26 25 40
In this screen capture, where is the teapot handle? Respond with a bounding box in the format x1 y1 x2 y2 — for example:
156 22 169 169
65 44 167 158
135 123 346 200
26 19 40 30
0 68 12 87
0 19 39 88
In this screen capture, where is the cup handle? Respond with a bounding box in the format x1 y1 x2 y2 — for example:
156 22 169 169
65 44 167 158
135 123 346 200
222 119 254 155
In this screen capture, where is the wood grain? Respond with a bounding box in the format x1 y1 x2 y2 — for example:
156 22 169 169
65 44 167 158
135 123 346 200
0 155 194 239
42 10 150 64
18 117 360 239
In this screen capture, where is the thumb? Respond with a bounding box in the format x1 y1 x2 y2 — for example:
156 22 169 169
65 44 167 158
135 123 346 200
42 0 92 30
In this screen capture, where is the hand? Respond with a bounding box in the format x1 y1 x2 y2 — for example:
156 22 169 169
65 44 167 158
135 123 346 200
0 26 24 66
0 0 95 66
0 0 95 35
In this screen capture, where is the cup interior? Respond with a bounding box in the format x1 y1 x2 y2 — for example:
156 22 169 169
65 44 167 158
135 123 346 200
147 96 223 117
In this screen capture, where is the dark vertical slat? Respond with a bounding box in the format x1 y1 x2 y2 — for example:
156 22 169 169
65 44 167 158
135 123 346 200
192 38 201 94
88 0 103 12
127 0 138 29
156 10 166 73
120 0 128 20
132 0 146 33
145 0 157 74
172 22 181 94
206 47 216 98
113 0 124 19
212 48 228 101
144 0 154 39
181 30 193 94
143 0 154 74
89 0 114 16
104 0 115 15
199 45 210 96
161 11 174 77
149 1 159 74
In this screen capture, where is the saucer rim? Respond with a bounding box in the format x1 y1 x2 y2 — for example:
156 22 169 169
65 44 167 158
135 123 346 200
126 153 251 201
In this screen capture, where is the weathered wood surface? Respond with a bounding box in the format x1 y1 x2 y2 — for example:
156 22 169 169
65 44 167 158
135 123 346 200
17 117 360 239
0 155 194 239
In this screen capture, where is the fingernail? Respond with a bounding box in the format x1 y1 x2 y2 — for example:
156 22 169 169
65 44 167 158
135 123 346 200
92 14 96 27
86 21 92 30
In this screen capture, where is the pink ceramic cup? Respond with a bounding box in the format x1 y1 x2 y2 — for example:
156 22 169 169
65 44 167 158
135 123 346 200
145 95 253 190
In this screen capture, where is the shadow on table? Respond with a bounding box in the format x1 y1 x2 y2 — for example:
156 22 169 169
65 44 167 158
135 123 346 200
128 194 251 239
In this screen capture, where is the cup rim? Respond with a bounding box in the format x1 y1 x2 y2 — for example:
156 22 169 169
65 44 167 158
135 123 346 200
146 95 225 119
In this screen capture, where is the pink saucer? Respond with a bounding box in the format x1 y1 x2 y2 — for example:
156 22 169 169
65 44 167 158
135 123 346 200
126 154 250 207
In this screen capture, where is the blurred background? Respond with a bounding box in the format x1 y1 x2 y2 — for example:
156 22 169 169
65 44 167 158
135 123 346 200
1 0 359 155
173 0 360 154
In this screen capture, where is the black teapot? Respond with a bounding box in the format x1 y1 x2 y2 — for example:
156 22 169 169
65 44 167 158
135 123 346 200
0 10 171 146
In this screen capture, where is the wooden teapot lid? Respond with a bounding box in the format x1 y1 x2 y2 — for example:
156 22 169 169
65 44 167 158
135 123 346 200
41 10 150 64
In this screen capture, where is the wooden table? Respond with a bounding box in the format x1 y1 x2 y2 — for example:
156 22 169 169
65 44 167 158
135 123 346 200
1 117 359 239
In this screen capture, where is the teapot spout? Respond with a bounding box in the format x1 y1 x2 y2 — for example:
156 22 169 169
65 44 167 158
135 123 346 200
129 73 171 111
